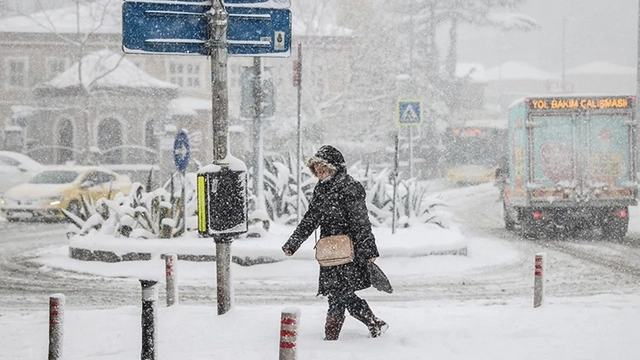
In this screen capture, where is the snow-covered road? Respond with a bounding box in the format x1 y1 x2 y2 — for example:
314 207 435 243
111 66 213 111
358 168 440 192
446 183 640 298
1 183 639 313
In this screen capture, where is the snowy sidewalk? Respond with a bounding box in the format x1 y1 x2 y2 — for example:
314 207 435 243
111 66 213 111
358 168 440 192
2 295 638 360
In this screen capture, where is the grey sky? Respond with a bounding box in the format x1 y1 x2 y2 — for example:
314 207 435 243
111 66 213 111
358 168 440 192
455 0 638 72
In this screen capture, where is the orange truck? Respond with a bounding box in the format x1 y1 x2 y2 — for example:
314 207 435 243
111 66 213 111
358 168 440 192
502 95 637 239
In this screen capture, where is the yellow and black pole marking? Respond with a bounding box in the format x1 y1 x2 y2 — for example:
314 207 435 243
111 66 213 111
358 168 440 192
197 174 208 235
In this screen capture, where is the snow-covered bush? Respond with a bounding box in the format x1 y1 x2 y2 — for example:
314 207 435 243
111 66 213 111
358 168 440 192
350 162 449 228
249 156 449 229
249 151 316 226
65 182 196 239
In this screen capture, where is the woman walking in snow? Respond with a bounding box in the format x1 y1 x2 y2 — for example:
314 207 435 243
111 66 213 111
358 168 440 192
282 145 388 341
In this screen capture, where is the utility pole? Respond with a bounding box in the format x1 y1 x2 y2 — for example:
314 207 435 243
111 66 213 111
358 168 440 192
295 42 303 223
561 16 566 91
391 131 399 235
207 0 232 316
637 0 640 101
252 56 264 210
408 0 415 179
636 0 640 167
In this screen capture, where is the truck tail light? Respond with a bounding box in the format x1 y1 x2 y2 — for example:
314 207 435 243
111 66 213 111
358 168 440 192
533 211 543 219
618 210 628 218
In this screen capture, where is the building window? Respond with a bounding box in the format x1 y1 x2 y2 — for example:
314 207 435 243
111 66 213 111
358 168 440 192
56 118 74 164
168 60 201 89
5 57 28 89
98 118 123 164
46 57 68 80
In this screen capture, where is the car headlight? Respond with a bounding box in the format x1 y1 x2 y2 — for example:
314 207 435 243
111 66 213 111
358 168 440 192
0 197 5 206
46 195 64 206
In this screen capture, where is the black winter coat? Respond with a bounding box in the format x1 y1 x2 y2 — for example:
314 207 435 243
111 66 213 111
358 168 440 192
282 169 380 297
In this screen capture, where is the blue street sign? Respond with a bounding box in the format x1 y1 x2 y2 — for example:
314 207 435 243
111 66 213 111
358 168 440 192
173 130 191 172
171 0 290 6
396 99 423 126
227 7 291 56
122 1 292 57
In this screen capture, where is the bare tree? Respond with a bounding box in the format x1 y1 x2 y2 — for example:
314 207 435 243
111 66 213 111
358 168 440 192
23 0 126 163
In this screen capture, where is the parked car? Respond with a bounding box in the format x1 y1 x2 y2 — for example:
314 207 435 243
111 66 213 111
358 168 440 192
104 164 163 191
0 165 131 221
0 151 44 195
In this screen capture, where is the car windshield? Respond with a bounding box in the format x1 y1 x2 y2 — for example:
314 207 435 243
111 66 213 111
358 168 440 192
29 170 81 184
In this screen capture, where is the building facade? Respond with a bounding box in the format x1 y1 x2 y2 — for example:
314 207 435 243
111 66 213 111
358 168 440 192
0 0 355 173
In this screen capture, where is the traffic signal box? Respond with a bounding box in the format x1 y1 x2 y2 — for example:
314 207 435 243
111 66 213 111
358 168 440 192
197 162 248 241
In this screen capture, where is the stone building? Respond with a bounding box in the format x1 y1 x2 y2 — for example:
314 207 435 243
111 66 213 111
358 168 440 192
28 50 179 166
0 0 355 174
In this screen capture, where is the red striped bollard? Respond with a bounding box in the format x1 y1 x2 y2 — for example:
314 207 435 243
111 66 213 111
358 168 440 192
279 308 300 360
534 252 546 308
165 254 178 307
48 294 65 360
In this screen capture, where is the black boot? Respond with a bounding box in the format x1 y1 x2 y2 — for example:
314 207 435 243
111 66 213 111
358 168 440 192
351 311 389 338
324 315 345 341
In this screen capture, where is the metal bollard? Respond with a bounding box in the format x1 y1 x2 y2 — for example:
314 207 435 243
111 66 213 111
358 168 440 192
165 254 178 307
534 252 546 308
140 280 158 360
48 294 65 360
279 308 300 360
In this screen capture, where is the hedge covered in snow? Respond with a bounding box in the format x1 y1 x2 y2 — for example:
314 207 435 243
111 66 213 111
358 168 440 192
67 159 449 239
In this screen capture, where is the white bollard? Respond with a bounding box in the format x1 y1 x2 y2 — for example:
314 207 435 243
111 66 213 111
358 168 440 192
279 308 300 360
48 294 65 360
165 254 178 307
534 252 546 308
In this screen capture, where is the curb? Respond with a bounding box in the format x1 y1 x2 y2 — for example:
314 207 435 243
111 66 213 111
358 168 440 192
68 245 468 266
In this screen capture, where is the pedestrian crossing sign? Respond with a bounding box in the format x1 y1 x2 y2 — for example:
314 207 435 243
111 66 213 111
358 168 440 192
396 99 422 126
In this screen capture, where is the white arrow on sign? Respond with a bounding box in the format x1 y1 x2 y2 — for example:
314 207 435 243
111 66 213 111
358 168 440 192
224 0 290 8
175 144 189 159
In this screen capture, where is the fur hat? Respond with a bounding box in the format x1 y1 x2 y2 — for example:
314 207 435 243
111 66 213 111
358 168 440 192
306 145 345 174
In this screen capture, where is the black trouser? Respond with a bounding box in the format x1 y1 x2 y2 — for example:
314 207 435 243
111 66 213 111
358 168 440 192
327 292 371 318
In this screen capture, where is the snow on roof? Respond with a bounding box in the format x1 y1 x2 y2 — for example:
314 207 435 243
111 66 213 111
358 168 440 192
11 105 37 118
169 97 212 116
485 61 560 81
456 63 486 83
0 0 120 34
486 12 539 31
566 61 636 75
0 0 352 38
43 49 177 91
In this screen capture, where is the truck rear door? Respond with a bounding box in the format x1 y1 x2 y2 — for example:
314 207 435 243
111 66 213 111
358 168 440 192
530 114 578 191
584 113 636 200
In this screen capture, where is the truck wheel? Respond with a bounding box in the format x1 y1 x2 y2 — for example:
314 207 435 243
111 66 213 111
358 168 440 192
504 204 516 230
602 218 628 241
519 211 541 239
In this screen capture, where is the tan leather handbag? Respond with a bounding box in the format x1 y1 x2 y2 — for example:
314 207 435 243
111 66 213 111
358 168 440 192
314 235 354 267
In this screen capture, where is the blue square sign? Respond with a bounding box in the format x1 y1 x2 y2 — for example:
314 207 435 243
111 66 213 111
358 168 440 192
396 99 422 126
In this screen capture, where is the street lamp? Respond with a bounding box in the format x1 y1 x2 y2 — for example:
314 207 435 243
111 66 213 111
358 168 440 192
561 16 576 92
